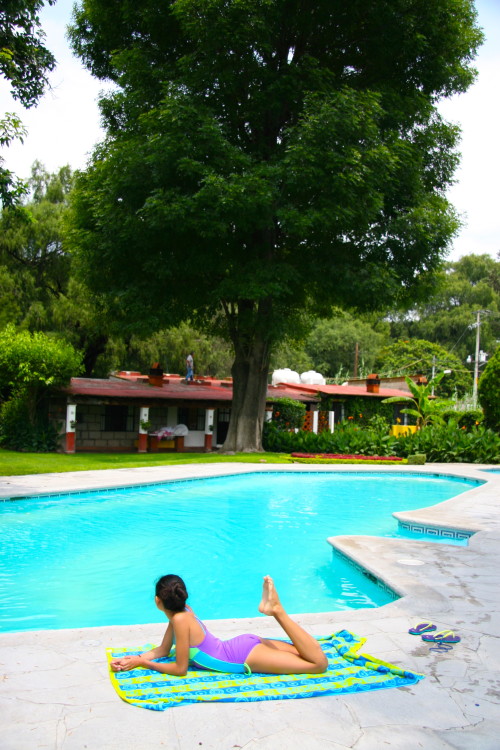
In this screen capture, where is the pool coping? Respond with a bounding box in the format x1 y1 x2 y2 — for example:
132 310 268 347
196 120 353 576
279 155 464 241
1 462 500 748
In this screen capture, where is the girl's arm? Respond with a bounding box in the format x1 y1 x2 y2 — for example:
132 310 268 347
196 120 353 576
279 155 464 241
140 622 174 661
111 614 191 676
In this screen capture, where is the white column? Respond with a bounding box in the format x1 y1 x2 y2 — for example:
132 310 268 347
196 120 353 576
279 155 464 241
328 411 335 433
66 404 76 432
139 406 150 433
265 409 273 422
205 408 215 434
312 410 319 434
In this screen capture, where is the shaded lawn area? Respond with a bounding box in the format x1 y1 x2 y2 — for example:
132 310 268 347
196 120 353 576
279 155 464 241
0 448 292 476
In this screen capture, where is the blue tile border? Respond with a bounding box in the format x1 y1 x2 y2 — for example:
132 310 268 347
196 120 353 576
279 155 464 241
397 521 474 540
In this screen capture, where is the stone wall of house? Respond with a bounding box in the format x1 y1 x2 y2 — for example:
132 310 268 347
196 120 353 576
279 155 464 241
74 404 177 450
74 404 132 450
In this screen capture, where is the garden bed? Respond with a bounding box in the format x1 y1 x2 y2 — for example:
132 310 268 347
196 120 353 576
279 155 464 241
290 452 406 465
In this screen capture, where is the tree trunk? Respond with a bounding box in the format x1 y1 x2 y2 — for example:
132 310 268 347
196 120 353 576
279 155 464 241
222 332 270 453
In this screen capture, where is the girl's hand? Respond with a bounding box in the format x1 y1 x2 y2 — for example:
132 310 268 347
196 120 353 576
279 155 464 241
111 655 145 672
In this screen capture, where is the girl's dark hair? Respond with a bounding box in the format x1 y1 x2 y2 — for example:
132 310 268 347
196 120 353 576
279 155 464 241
155 574 188 612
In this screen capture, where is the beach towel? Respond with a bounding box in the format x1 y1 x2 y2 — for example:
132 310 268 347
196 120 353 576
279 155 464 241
106 629 424 711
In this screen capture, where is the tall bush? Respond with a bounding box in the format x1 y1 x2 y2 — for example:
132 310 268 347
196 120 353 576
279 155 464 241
478 347 500 432
269 397 306 430
0 325 82 451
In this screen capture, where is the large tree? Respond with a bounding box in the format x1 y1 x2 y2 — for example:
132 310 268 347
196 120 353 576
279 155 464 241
68 0 482 451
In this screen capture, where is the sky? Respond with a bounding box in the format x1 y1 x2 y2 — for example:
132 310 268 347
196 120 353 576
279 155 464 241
1 0 499 263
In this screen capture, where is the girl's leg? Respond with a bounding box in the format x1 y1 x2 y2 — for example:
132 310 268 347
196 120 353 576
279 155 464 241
245 576 328 675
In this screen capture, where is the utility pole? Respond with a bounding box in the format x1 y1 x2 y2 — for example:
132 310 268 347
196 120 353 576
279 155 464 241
353 342 359 378
471 310 490 408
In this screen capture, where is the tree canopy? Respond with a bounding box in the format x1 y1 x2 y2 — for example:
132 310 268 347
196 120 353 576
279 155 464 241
374 338 471 397
389 254 500 362
68 0 483 450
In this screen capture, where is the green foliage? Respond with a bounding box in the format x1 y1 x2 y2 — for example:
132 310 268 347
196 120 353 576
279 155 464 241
0 326 82 450
263 420 500 464
407 454 426 465
0 114 28 206
304 312 386 377
0 163 74 327
441 408 483 430
0 394 58 452
0 325 83 395
341 397 394 426
382 373 451 427
269 397 306 430
478 347 500 432
263 421 400 457
375 339 471 397
396 423 500 464
395 255 500 363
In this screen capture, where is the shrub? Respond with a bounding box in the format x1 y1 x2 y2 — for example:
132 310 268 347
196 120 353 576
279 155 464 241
262 421 399 456
0 395 59 452
262 420 500 463
478 347 500 432
269 397 306 430
407 454 426 465
441 409 483 430
395 423 500 463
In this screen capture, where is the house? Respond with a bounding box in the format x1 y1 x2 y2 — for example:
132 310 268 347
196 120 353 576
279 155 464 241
277 374 415 426
50 371 320 453
51 369 412 453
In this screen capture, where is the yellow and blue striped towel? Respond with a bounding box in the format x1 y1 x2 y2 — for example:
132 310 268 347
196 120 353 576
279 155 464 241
107 629 424 711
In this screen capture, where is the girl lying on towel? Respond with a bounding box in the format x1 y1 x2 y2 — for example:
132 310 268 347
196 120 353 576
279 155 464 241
111 574 328 676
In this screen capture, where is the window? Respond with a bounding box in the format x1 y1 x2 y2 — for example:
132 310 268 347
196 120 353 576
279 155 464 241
104 405 129 432
177 407 205 431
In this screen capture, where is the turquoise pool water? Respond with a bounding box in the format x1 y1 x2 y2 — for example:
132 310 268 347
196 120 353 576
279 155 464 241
0 471 479 632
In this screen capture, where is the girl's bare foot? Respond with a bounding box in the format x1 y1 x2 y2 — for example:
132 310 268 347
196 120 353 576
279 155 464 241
258 575 283 616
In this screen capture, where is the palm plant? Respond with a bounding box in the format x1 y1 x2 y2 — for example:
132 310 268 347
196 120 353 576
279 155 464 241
381 373 448 428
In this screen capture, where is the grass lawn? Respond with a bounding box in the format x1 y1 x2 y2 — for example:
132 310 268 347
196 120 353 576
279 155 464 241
0 448 292 476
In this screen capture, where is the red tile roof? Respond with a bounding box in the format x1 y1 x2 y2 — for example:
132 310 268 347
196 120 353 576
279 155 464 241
63 376 319 403
275 382 410 399
63 371 409 404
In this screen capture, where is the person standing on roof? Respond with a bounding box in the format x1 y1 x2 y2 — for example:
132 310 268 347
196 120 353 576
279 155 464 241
185 352 194 382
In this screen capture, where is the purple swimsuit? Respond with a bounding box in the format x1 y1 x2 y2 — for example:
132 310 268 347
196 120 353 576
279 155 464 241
194 617 261 665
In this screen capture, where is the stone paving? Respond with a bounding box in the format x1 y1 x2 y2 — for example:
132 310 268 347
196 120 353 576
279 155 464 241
0 463 499 749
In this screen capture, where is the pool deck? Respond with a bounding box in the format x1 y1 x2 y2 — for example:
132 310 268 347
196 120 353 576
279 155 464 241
1 463 499 749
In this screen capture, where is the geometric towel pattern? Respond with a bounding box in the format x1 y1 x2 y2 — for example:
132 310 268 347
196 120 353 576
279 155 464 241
107 629 424 711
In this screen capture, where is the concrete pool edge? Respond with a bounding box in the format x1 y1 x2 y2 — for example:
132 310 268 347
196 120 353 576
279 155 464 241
1 463 499 748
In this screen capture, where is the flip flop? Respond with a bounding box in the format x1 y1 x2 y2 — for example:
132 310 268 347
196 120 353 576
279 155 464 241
408 622 436 635
422 630 461 644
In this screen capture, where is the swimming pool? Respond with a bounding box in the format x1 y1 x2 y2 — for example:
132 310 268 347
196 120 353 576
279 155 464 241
0 471 480 632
